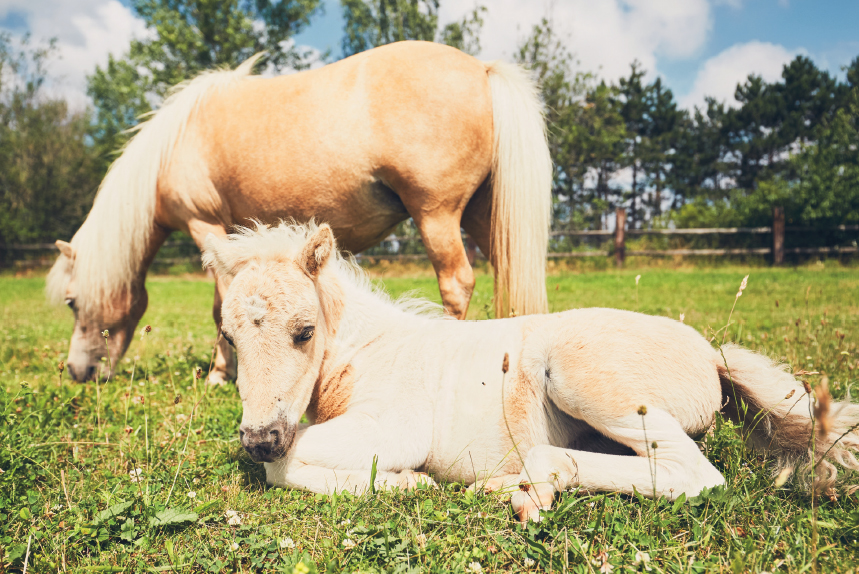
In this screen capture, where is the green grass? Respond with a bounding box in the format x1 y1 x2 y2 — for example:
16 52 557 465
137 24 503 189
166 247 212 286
1 266 859 573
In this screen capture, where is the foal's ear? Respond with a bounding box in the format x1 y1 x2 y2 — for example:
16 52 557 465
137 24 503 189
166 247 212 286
201 233 235 279
55 240 75 261
301 224 334 278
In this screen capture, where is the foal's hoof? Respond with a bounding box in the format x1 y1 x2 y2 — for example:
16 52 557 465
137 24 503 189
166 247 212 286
469 476 518 499
398 471 437 491
511 484 553 525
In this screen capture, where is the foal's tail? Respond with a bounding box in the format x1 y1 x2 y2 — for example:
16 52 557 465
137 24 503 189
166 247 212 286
718 344 859 492
484 61 551 318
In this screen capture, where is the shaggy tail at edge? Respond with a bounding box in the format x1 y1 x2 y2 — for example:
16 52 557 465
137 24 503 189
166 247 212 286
718 343 859 492
484 61 552 318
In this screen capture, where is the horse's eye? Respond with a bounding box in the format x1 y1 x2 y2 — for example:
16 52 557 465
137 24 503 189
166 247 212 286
64 298 75 309
296 326 314 343
221 331 234 347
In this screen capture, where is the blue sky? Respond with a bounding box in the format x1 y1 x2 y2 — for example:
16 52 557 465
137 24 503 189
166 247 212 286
1 0 857 110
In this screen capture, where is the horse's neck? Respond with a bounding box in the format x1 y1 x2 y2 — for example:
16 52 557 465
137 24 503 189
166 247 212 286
135 223 171 284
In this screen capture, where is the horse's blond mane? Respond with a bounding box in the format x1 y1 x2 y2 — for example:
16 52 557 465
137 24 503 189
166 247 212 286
47 54 265 311
203 220 445 319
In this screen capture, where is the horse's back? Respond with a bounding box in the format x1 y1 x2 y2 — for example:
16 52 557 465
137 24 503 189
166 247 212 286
170 41 493 246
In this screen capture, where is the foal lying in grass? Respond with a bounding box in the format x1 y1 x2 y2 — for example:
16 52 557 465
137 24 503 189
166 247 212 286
203 222 859 523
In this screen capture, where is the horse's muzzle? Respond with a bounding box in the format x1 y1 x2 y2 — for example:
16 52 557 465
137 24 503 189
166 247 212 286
239 420 295 462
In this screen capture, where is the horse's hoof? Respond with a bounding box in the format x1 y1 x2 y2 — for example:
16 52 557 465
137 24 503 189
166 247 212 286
206 371 230 386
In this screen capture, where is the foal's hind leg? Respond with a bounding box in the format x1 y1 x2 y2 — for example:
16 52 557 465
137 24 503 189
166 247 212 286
510 409 725 523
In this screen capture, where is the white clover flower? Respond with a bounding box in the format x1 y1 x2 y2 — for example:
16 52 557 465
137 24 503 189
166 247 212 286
634 551 651 571
339 518 351 526
186 491 196 499
524 557 536 568
129 468 143 483
476 511 488 519
280 537 296 549
467 562 483 573
226 509 242 526
229 541 239 552
415 533 427 547
342 538 356 549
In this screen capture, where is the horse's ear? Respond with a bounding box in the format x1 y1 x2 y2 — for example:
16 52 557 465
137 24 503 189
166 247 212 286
202 233 233 279
55 240 75 261
301 224 334 278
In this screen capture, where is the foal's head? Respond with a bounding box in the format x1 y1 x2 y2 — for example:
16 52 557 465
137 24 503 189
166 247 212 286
203 222 335 462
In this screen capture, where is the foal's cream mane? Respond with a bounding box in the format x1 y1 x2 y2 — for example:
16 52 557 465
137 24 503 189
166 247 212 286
47 54 264 312
203 221 445 319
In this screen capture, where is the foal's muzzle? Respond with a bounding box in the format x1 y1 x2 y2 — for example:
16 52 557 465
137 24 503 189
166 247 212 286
239 420 295 462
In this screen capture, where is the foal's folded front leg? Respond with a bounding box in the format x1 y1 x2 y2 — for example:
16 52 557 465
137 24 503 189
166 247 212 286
263 412 434 495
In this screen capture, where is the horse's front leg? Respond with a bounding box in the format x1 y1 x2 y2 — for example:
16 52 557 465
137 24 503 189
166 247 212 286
186 219 236 384
208 274 237 384
264 413 434 494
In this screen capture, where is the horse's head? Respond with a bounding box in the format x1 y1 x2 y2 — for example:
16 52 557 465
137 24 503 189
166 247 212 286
202 223 334 462
48 240 149 382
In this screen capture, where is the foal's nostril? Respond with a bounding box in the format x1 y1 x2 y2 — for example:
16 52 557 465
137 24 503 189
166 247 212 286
269 429 280 444
84 366 96 381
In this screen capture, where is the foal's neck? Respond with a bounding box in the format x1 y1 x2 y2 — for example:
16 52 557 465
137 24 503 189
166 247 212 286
321 266 430 361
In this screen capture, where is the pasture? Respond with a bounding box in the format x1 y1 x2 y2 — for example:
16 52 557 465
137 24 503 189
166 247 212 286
1 264 858 573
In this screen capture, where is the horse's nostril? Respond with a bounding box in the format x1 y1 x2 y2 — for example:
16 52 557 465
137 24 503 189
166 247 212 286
84 366 96 381
269 429 280 444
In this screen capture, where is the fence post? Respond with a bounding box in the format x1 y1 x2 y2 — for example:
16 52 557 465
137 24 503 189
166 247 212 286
615 207 626 268
772 206 785 265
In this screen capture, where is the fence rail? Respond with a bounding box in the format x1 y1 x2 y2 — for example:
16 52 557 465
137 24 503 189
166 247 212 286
2 208 857 267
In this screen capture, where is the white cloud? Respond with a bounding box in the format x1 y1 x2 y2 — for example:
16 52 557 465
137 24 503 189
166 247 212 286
678 41 801 110
439 0 712 82
0 0 146 110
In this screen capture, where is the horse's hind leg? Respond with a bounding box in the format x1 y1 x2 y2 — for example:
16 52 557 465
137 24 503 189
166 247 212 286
412 213 475 319
510 409 725 523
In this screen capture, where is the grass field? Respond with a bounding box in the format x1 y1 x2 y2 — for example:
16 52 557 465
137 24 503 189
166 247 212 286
2 265 859 573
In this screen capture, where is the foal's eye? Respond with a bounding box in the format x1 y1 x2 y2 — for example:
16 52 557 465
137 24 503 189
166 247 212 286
296 326 315 343
221 331 235 347
64 298 75 309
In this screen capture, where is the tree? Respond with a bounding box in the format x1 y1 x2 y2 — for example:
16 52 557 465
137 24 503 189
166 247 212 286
516 19 626 231
341 0 486 58
0 35 100 249
87 0 322 164
616 61 650 228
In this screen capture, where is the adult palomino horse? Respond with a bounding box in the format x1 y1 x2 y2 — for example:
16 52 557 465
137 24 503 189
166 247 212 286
47 41 552 382
203 221 859 523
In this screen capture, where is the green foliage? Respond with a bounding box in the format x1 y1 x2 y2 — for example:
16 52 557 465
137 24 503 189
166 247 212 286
1 269 858 571
340 0 486 58
0 35 100 248
87 0 322 157
516 19 626 232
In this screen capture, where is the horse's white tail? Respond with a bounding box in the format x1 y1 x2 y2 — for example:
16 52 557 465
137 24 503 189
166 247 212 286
47 53 265 311
484 61 552 318
718 344 859 492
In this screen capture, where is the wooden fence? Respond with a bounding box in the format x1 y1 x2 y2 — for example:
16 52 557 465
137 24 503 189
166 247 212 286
2 207 857 268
